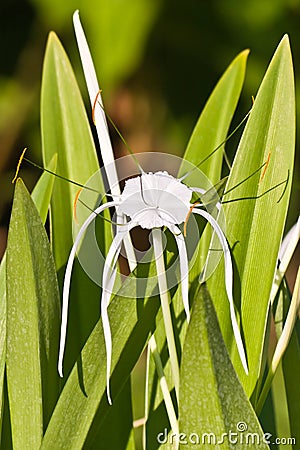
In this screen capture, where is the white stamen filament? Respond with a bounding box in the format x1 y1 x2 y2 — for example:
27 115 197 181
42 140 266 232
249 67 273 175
149 335 179 447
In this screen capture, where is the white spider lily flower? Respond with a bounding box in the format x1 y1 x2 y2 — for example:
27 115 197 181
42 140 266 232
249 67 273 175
58 170 248 403
58 12 248 405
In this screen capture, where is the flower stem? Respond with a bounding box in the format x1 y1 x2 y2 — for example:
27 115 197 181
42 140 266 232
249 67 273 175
149 335 179 446
152 228 180 400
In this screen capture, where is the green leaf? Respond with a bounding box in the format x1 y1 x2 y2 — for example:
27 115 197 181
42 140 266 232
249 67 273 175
0 158 57 441
208 35 295 395
6 179 60 448
41 31 102 269
84 378 133 449
41 264 160 449
179 50 248 285
179 285 270 450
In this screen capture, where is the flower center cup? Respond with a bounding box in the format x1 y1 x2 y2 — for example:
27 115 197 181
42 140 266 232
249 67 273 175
118 171 192 229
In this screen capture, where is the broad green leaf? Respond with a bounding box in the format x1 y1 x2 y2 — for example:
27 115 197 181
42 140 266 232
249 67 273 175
179 285 270 450
208 35 295 395
41 32 102 269
179 50 248 286
84 378 133 449
0 157 57 441
6 180 60 448
41 263 160 449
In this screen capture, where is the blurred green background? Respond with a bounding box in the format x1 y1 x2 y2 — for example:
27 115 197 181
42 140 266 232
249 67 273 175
0 0 299 260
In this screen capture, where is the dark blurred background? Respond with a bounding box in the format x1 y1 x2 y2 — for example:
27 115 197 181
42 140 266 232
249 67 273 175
0 0 299 262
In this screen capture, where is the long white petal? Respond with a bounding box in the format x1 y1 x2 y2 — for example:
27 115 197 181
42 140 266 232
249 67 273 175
100 222 136 403
58 201 119 377
193 207 248 374
73 11 137 272
169 224 190 322
73 11 120 195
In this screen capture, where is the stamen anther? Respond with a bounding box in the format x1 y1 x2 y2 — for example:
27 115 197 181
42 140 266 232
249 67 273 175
12 148 27 183
184 202 200 237
73 188 83 223
92 90 102 125
260 151 271 182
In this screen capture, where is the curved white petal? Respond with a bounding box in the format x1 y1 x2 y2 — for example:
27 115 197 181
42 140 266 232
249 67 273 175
58 201 119 378
168 224 190 322
193 207 248 374
101 221 137 403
